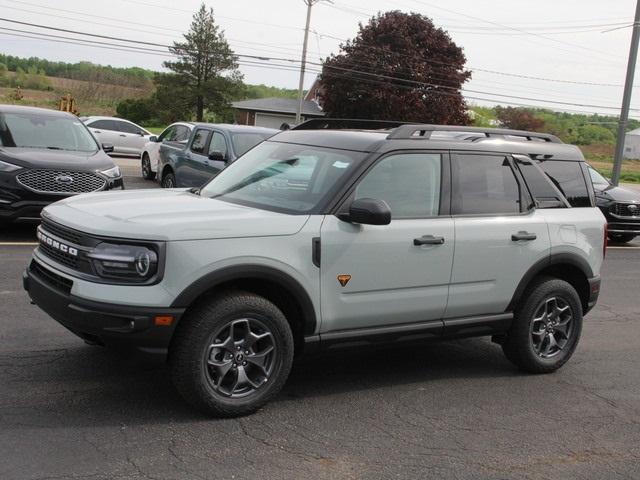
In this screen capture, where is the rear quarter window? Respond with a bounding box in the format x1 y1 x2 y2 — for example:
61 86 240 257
538 160 591 207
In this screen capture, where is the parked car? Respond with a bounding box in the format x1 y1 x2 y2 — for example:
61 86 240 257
82 116 152 156
0 105 123 225
24 120 605 417
157 124 278 188
588 166 640 243
140 122 193 180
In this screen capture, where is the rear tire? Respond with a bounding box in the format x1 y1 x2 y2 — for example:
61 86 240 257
608 233 636 244
170 291 294 417
161 171 176 188
141 153 156 180
502 276 582 374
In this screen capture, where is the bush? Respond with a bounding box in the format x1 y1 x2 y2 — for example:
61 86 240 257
116 97 157 124
575 124 615 145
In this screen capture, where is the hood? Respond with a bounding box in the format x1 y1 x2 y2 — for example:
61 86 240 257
0 147 115 171
594 183 640 203
42 189 309 241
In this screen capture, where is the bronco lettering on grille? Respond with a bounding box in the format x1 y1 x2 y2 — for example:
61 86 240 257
37 230 78 256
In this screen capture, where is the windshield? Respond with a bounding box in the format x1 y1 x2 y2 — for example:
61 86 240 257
200 141 366 213
231 132 274 157
589 166 610 186
0 112 99 152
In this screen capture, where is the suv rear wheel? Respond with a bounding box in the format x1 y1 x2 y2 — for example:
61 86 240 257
502 276 582 373
170 291 294 417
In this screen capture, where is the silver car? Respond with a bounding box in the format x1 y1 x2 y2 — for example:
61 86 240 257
83 116 152 156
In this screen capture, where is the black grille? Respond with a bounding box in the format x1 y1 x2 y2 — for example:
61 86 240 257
38 242 78 269
17 170 106 194
41 219 84 244
610 203 640 218
30 261 73 294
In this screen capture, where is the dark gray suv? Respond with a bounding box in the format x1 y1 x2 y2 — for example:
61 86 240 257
157 123 277 188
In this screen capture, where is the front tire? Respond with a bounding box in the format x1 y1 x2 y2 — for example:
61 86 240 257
502 276 583 374
161 171 176 188
170 291 294 417
141 153 156 180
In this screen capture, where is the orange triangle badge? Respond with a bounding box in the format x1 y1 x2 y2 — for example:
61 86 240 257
337 274 351 287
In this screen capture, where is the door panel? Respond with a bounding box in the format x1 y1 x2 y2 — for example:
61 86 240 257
320 215 454 332
446 212 550 318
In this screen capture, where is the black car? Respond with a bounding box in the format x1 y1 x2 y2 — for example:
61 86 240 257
588 166 640 243
0 105 124 225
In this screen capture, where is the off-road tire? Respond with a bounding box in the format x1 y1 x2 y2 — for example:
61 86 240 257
170 291 294 417
502 276 583 374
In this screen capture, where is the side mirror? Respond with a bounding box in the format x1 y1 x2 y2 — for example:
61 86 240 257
139 131 146 137
102 143 114 153
340 198 391 225
149 135 158 143
208 150 225 162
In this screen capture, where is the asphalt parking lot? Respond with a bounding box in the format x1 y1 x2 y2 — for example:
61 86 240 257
1 159 639 479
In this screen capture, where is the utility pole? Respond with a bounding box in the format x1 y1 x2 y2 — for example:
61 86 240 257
612 0 640 185
295 0 321 124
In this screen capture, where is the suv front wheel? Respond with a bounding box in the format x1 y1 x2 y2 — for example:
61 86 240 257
502 276 583 374
170 291 294 417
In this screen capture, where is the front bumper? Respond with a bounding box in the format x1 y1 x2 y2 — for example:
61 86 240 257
24 260 184 361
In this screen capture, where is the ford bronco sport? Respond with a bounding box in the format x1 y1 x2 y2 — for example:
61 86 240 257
24 120 606 417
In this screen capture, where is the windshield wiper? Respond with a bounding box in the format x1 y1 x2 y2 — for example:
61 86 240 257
188 187 201 195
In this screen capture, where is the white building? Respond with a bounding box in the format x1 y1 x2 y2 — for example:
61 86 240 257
624 128 640 159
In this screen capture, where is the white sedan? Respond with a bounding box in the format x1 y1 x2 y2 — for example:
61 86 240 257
83 116 152 156
140 122 193 180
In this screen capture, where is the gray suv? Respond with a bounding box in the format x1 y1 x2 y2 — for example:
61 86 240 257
24 120 606 417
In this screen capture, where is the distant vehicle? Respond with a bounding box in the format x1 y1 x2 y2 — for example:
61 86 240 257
0 105 123 225
588 167 640 243
157 124 278 188
82 116 152 156
140 122 193 180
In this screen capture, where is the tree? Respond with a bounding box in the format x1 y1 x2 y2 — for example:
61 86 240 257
157 3 242 121
116 97 157 125
494 106 545 132
575 124 615 145
320 11 471 124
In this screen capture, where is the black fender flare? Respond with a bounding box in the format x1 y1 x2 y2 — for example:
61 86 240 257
507 253 594 312
171 264 318 335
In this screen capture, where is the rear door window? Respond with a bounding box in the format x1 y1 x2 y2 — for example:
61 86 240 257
538 160 591 207
452 154 523 215
88 119 117 131
190 129 211 155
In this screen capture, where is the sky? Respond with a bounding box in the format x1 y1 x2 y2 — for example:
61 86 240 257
0 0 639 117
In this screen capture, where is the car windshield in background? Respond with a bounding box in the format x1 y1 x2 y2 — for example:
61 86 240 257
200 141 365 213
0 112 98 153
231 132 274 157
589 167 610 186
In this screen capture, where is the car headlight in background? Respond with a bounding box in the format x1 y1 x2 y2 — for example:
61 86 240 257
100 166 121 178
0 160 21 172
87 243 158 282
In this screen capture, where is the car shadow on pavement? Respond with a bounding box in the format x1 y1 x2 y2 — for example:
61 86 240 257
2 337 518 427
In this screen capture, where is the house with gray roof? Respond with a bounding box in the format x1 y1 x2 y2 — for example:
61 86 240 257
232 97 324 129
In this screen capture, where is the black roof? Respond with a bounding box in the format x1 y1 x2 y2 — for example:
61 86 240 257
270 121 585 161
231 98 324 116
0 104 77 117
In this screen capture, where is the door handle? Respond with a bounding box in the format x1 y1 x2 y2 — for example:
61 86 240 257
119 134 126 137
511 231 537 241
413 235 445 246
94 130 102 133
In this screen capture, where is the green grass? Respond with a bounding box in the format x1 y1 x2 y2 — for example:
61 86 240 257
145 126 165 135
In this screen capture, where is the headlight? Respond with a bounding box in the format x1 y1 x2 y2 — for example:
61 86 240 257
100 166 121 178
87 243 158 282
0 160 20 172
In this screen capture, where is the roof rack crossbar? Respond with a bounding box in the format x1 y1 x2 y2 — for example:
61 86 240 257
291 118 409 131
387 125 563 143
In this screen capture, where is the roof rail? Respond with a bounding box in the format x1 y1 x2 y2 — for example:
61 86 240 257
291 118 409 131
387 124 563 143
